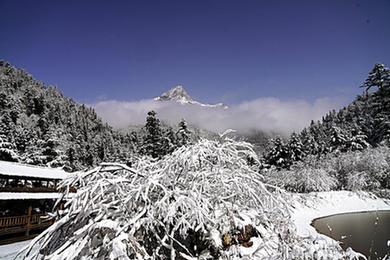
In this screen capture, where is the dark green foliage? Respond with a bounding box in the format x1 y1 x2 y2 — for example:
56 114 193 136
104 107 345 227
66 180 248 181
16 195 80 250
140 111 182 158
140 111 165 158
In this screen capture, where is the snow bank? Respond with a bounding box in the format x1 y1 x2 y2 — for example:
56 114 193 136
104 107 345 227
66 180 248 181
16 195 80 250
0 240 32 260
292 190 390 237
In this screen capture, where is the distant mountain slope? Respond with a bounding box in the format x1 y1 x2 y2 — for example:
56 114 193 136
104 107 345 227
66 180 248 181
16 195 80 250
154 85 228 108
263 64 390 168
0 60 137 171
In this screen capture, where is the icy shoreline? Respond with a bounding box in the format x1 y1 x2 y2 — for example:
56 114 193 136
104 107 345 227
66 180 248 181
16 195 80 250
291 190 390 238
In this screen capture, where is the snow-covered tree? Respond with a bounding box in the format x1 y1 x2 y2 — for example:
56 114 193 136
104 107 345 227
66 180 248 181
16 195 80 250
264 136 291 168
176 119 191 146
347 130 370 151
140 111 165 158
361 63 390 93
0 134 18 162
329 126 349 152
288 133 306 161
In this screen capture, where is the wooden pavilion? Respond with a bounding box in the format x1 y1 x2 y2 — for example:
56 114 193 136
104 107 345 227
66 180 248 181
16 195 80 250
0 160 71 244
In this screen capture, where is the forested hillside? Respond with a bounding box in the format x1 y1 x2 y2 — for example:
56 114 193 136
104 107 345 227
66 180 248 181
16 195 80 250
264 64 390 169
0 60 200 171
0 60 138 171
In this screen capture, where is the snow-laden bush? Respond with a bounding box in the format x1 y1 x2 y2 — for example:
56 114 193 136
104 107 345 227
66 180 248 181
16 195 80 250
19 135 299 259
345 171 381 191
312 146 390 190
265 146 390 193
263 160 338 193
336 147 390 190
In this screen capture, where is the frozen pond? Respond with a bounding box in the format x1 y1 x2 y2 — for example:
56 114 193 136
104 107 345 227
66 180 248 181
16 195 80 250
312 210 390 259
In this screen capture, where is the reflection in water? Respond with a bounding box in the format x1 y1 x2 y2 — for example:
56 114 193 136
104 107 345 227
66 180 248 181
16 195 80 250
312 211 390 260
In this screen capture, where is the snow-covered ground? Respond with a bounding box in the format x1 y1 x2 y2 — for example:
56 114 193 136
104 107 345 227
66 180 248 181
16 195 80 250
292 190 390 237
1 191 388 259
0 240 31 260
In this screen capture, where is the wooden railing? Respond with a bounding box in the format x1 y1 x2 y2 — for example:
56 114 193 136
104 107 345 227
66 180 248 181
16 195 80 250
0 186 77 193
0 187 58 193
0 215 30 227
0 212 53 237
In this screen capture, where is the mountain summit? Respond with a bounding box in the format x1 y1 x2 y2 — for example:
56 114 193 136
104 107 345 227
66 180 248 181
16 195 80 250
154 85 194 103
154 85 227 108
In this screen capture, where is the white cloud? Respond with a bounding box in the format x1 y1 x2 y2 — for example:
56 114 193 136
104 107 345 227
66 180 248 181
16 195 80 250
93 97 342 134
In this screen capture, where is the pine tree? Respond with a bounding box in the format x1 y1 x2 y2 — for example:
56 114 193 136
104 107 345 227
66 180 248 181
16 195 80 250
329 126 349 152
347 130 370 151
176 119 191 146
0 134 18 162
288 133 305 161
361 64 390 93
141 111 164 158
264 137 291 168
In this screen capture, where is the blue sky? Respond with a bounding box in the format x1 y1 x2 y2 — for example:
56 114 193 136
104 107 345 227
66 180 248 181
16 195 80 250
1 0 389 105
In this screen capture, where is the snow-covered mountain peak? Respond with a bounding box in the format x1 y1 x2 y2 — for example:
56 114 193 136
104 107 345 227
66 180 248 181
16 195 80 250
154 85 228 108
154 85 194 103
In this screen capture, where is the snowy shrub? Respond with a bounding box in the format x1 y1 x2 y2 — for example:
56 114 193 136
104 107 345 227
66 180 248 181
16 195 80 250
263 160 338 193
332 147 390 190
21 134 314 259
269 146 390 193
345 171 381 191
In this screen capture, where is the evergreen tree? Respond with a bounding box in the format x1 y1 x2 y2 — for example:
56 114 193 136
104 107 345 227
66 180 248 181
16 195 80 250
288 133 305 161
347 130 370 151
361 64 390 93
264 137 291 168
0 134 18 162
141 111 164 158
329 126 349 152
176 119 192 146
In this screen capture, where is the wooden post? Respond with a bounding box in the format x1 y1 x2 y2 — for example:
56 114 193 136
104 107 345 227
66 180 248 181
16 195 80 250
26 206 32 236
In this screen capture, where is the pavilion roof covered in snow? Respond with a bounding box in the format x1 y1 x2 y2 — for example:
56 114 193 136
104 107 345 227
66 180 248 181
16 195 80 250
0 192 64 200
0 160 70 180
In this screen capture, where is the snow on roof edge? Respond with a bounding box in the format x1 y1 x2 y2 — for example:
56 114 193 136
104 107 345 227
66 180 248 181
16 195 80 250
0 160 71 180
0 192 63 200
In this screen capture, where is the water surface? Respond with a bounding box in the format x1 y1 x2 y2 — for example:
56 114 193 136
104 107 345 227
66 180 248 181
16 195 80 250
312 210 390 259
